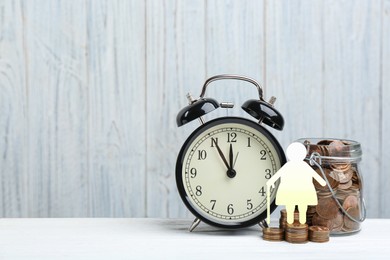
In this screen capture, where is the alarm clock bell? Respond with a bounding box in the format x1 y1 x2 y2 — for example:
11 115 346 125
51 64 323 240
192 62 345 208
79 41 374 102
176 74 284 130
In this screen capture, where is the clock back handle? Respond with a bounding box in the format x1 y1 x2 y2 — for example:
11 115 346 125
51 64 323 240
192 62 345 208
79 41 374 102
199 74 265 101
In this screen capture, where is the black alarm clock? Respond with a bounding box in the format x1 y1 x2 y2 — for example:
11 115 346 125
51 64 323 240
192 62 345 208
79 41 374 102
175 75 286 231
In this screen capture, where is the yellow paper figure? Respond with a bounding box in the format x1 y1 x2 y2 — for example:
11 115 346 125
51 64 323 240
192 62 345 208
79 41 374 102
266 142 326 225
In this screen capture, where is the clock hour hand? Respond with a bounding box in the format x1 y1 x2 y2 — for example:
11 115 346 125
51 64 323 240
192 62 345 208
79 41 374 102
214 142 230 170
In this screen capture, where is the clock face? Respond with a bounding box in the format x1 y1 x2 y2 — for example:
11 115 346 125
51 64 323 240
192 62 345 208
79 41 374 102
176 117 286 228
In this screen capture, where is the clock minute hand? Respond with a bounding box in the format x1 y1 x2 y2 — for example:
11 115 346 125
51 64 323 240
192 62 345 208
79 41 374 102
229 144 234 170
214 143 230 170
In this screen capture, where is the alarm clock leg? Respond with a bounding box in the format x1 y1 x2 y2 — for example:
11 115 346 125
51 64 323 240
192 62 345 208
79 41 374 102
189 218 201 232
259 220 269 229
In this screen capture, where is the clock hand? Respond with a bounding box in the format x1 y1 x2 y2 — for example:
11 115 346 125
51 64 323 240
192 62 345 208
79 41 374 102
233 152 239 168
214 142 230 170
229 144 234 169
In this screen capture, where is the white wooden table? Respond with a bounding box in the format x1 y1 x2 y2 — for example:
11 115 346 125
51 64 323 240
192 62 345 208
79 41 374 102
0 218 388 259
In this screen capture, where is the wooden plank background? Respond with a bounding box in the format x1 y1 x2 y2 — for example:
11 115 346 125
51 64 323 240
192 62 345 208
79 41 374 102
0 0 388 218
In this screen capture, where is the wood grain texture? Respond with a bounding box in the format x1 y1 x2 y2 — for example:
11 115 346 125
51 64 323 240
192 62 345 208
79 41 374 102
0 0 146 217
86 1 146 217
380 0 390 218
146 0 205 217
0 1 28 217
321 0 382 218
205 0 265 121
0 0 389 218
265 0 324 149
23 0 90 217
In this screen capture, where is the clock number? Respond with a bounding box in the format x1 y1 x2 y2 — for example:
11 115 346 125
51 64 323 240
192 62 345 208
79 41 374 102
259 185 274 197
259 186 266 196
210 200 216 210
260 150 267 160
195 185 202 196
247 137 251 147
211 137 218 147
227 204 234 215
227 132 237 143
198 150 207 160
247 199 253 210
190 168 197 178
265 169 272 179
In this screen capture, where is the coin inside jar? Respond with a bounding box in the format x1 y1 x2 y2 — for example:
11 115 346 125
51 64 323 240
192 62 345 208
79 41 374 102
313 168 338 190
343 195 358 210
331 211 344 232
338 180 352 190
328 140 345 156
330 170 350 184
316 197 339 219
313 140 332 156
312 213 334 230
298 138 364 235
343 206 360 231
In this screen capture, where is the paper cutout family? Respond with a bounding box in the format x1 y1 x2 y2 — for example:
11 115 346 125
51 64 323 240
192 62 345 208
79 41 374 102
266 142 326 225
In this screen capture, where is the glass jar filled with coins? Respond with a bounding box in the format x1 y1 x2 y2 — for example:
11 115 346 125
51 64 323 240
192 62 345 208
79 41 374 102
297 138 366 235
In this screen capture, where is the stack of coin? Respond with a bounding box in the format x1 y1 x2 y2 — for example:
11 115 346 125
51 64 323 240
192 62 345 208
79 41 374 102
306 206 317 226
309 226 330 243
303 139 363 234
262 227 284 242
279 209 300 229
285 223 309 243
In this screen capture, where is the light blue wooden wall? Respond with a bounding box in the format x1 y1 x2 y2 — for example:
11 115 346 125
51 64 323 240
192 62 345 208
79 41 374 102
0 0 389 218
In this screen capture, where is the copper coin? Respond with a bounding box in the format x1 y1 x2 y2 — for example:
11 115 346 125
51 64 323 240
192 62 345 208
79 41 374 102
331 211 344 232
314 168 338 190
309 226 330 243
286 223 308 230
343 206 360 231
330 170 349 184
285 224 309 243
351 182 360 190
328 140 345 156
317 140 333 145
307 145 322 156
317 191 333 199
307 205 317 214
331 163 351 172
309 226 330 232
313 140 332 156
339 180 352 190
316 197 339 219
263 227 284 241
312 213 333 230
321 146 330 156
343 195 358 210
280 209 300 220
343 168 354 181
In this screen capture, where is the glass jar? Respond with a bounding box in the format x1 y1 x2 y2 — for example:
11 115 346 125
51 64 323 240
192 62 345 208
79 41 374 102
296 138 366 235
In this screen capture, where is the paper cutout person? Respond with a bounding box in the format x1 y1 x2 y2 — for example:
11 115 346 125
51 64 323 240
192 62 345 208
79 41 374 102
266 142 326 225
